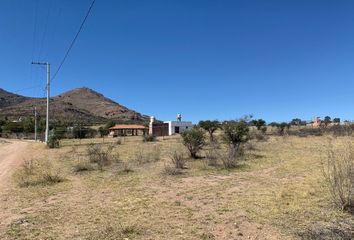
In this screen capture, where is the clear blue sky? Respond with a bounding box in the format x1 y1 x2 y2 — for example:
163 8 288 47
1 0 354 123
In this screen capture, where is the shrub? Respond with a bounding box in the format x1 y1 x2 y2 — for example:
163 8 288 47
170 150 186 169
221 146 242 169
16 159 65 187
116 138 123 145
47 135 60 148
73 161 94 173
163 165 183 175
251 119 266 131
143 135 156 142
134 145 161 164
205 142 220 166
87 144 119 170
323 141 354 212
222 120 250 149
121 162 134 173
287 127 323 137
181 127 206 159
250 130 267 141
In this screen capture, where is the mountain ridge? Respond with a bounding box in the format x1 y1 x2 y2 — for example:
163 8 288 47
0 87 150 124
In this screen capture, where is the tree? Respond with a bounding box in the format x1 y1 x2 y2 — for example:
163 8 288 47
222 120 250 149
198 120 220 142
291 118 301 126
22 117 35 133
276 122 289 135
98 127 109 137
333 118 340 124
324 116 332 126
181 127 206 159
269 122 278 127
105 120 116 129
251 119 266 131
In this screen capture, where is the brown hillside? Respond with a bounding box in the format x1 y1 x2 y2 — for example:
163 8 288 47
0 88 30 108
0 87 149 124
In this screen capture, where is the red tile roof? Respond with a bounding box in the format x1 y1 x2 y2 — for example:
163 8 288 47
109 124 147 130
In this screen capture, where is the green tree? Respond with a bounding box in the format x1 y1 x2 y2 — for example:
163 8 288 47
324 116 332 126
291 118 301 126
251 119 266 130
222 120 250 149
23 117 35 133
181 127 206 159
333 118 340 124
275 122 289 135
198 120 220 142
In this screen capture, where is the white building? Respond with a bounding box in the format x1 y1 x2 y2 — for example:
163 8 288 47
149 114 193 136
163 121 193 135
164 114 193 135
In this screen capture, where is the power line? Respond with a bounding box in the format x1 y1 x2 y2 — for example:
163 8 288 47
52 0 96 82
38 0 52 60
11 85 43 94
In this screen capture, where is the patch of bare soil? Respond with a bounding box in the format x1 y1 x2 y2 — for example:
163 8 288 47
0 140 31 227
0 140 30 191
148 173 284 239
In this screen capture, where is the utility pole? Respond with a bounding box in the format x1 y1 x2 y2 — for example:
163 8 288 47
31 61 50 143
34 107 37 141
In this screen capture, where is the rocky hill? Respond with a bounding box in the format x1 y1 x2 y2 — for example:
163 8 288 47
0 87 150 124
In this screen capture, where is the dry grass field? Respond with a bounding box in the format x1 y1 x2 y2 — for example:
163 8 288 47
0 134 353 239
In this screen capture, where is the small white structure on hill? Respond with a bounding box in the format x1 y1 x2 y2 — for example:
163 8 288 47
164 113 193 135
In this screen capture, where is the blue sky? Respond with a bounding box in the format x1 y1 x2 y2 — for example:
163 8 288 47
1 0 354 123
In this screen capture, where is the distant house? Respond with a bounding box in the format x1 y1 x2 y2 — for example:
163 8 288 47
312 117 321 127
109 124 148 137
149 114 193 136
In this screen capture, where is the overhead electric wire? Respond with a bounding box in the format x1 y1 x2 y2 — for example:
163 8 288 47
38 0 53 60
51 0 96 82
30 0 39 96
11 85 43 94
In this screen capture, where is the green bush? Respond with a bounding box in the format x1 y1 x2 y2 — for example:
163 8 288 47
181 127 206 159
222 120 250 149
47 135 60 148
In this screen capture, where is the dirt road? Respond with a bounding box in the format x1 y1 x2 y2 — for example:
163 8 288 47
0 140 29 191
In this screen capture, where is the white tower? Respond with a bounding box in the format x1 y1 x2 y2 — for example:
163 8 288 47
149 116 155 135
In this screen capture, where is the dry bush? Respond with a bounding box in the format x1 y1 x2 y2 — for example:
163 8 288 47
163 165 183 175
250 130 268 141
323 141 354 212
299 221 354 240
120 161 134 173
170 150 186 169
134 145 161 165
287 128 323 137
116 138 123 145
16 159 65 187
221 146 243 169
142 135 156 142
87 144 120 170
73 161 94 173
205 143 220 167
